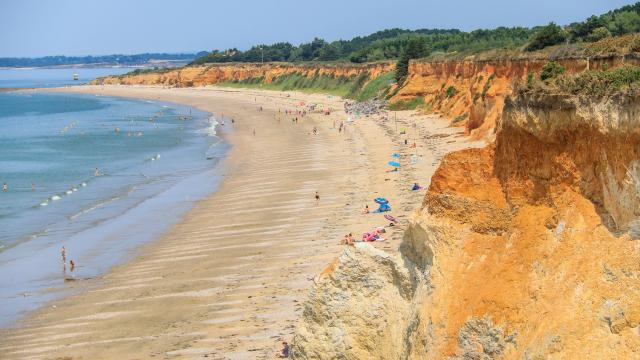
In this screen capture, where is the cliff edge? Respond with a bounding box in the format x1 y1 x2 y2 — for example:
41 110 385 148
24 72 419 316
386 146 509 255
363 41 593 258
291 89 640 359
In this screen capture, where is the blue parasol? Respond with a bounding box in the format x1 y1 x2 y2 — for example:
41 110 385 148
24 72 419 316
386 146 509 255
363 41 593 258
388 161 401 167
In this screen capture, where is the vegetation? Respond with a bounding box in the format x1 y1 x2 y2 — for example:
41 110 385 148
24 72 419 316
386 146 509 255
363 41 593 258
553 65 640 95
218 71 390 99
191 2 640 67
193 28 534 65
388 97 426 110
482 74 496 99
524 64 640 97
452 113 469 124
356 71 396 101
0 52 207 68
525 23 567 51
540 61 566 81
395 38 429 83
121 67 175 76
445 86 457 98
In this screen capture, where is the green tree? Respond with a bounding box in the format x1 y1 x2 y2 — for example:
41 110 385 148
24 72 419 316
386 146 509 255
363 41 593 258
526 23 567 51
318 43 340 61
395 37 429 83
587 27 612 42
606 11 640 36
570 15 607 41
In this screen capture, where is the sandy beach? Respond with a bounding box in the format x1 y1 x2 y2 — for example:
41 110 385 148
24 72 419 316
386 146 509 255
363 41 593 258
0 85 482 359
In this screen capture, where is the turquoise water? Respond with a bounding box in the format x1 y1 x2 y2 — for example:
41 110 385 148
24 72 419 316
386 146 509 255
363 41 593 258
0 90 228 326
0 67 135 89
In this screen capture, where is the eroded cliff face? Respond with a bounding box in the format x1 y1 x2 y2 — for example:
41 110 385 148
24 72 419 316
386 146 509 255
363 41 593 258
95 56 639 142
395 55 640 140
292 91 640 359
91 62 394 87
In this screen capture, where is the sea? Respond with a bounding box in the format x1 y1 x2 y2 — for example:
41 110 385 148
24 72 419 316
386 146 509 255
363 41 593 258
0 68 228 326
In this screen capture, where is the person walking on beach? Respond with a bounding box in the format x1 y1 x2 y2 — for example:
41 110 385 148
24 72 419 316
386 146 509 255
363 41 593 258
69 260 75 272
315 191 320 204
253 129 256 136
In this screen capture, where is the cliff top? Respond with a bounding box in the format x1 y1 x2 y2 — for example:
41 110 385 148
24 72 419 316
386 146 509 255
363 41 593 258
414 33 640 63
522 64 640 97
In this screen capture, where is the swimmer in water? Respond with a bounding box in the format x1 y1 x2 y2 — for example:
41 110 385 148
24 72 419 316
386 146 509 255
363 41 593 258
2 183 7 192
95 167 101 177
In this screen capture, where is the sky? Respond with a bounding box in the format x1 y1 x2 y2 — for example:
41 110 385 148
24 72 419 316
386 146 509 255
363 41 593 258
0 0 636 57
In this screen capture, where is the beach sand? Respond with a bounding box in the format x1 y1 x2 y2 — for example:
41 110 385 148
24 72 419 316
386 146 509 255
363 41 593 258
0 85 483 359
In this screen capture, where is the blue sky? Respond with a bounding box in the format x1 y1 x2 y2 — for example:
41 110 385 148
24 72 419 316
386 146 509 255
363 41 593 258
0 0 635 57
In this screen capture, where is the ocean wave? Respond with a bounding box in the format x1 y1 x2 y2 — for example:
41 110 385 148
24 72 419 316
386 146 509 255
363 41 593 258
203 116 219 137
68 185 136 221
38 180 89 208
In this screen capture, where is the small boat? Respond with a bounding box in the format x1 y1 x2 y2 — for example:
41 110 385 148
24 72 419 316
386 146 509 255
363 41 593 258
73 73 79 80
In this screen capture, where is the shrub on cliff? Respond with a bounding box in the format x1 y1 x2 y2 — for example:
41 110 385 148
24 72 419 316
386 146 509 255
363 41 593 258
540 61 566 81
525 65 640 96
554 65 640 95
525 23 567 51
389 96 425 110
445 86 457 98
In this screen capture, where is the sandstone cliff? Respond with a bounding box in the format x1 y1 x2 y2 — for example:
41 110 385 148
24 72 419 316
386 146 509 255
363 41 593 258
292 90 640 359
95 55 639 141
395 55 640 140
92 62 394 88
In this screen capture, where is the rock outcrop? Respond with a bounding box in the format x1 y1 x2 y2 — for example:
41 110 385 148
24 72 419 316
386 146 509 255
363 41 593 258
291 90 640 359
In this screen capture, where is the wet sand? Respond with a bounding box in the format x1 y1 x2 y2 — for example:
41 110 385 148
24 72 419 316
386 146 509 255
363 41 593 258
0 85 483 359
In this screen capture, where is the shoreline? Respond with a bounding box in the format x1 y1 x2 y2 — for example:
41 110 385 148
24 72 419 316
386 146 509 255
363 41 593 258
0 92 224 327
0 85 484 359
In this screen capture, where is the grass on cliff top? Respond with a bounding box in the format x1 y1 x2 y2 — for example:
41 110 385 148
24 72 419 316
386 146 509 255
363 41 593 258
217 71 396 100
218 72 363 97
355 71 396 101
527 64 640 96
388 96 425 110
419 33 640 63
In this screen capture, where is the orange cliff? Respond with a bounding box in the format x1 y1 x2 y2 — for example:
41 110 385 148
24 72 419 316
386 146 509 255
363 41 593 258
91 62 394 87
292 89 640 359
95 55 640 142
395 54 640 140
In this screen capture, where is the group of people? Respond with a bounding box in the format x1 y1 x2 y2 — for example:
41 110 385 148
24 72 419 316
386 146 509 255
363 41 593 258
2 182 38 192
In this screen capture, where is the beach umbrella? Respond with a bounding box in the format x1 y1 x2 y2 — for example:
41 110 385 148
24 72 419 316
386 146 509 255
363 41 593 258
384 214 397 223
374 197 388 204
391 153 401 158
388 161 401 167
